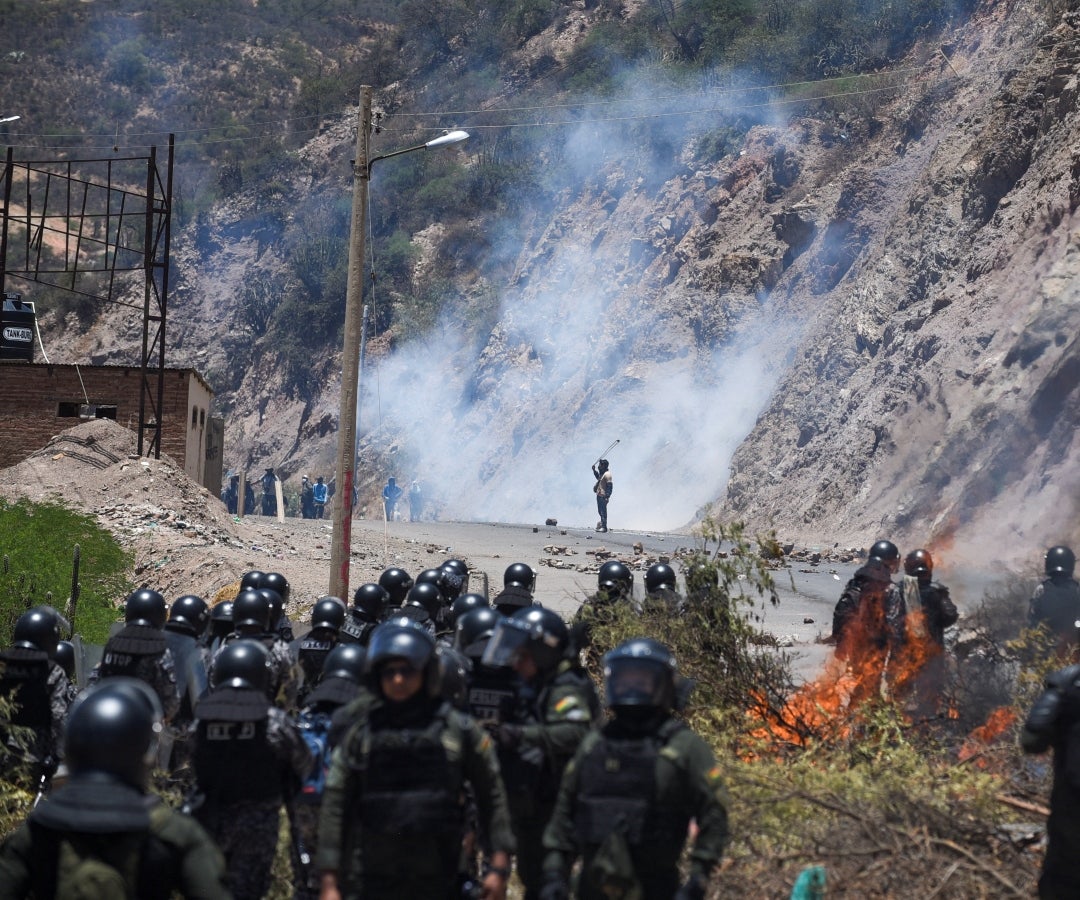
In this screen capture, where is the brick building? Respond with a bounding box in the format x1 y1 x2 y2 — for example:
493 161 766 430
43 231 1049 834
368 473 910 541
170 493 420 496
0 363 216 489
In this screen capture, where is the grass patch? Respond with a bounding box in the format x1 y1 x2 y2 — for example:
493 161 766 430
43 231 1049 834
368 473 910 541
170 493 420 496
0 498 132 645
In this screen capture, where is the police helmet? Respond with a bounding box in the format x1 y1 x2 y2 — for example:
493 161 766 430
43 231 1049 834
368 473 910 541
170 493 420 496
352 583 391 621
378 568 415 606
442 559 470 593
603 638 677 712
644 563 677 594
597 560 633 597
210 601 234 641
258 588 284 629
454 607 504 660
65 678 164 789
262 572 291 605
903 549 933 580
404 582 444 620
869 540 901 574
212 638 270 692
365 617 439 696
232 589 271 633
436 645 471 711
124 588 167 629
167 595 211 637
321 643 367 683
504 562 537 594
416 568 455 604
240 570 264 591
1045 545 1076 578
12 607 61 656
684 562 720 594
54 640 76 679
310 597 347 633
483 606 568 673
450 593 489 627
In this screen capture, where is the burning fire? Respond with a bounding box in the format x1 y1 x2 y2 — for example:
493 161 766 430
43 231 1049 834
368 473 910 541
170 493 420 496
957 707 1017 763
748 576 952 748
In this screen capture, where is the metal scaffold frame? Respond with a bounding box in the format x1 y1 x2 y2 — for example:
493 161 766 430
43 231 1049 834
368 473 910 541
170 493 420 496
0 136 175 458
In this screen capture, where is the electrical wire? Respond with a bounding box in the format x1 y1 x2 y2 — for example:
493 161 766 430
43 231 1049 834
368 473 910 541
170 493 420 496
0 47 992 153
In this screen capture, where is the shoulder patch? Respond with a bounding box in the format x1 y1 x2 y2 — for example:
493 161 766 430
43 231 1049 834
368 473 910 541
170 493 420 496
554 696 578 713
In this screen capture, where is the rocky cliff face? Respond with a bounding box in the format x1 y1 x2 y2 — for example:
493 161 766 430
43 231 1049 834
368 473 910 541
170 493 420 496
37 1 1080 570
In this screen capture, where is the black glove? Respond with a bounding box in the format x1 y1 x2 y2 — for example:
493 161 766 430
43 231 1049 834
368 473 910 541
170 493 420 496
674 873 707 900
497 723 523 748
539 877 570 900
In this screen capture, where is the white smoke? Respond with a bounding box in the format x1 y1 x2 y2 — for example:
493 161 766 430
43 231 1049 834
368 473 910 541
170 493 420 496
359 79 792 531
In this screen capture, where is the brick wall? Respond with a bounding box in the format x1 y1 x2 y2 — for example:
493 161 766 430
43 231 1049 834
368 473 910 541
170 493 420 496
0 363 213 478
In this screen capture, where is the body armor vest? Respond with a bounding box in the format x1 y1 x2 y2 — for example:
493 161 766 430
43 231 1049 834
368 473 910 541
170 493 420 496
352 707 461 835
99 625 167 679
0 647 52 728
194 687 280 805
574 722 687 863
298 636 335 685
1036 580 1080 637
467 666 519 729
339 613 376 646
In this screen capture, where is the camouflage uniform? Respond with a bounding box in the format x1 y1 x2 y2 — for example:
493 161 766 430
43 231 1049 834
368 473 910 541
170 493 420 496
209 633 301 712
0 649 71 780
0 773 230 900
191 689 312 900
509 660 597 899
1029 576 1080 652
316 694 516 898
831 558 906 705
543 716 730 899
90 625 181 722
1022 663 1080 899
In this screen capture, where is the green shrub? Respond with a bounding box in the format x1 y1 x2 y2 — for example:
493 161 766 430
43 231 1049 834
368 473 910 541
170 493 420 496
0 499 131 646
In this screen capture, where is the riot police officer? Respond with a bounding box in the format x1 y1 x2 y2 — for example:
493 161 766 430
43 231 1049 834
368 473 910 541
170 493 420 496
1022 662 1080 898
90 588 180 722
597 560 634 603
541 639 729 900
493 563 538 616
212 588 300 711
895 549 958 712
0 607 70 785
0 678 230 899
484 606 598 899
340 583 389 646
1029 545 1080 653
316 617 515 899
377 567 414 611
831 539 907 705
262 572 296 642
191 639 312 900
293 597 346 704
643 562 683 609
164 594 212 723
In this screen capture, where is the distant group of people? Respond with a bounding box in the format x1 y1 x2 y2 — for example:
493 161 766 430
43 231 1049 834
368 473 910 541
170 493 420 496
300 474 330 519
382 476 425 522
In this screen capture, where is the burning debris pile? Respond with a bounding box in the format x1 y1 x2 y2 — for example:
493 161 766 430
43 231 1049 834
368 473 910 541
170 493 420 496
580 532 1047 897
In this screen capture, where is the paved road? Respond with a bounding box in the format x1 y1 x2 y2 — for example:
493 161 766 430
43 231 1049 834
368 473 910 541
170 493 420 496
352 518 859 681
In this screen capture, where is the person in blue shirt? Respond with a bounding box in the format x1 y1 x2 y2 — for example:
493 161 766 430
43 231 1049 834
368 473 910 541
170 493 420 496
382 477 403 522
313 476 329 520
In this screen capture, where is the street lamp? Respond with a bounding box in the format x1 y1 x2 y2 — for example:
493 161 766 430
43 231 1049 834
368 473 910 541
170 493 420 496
329 85 468 599
0 116 19 125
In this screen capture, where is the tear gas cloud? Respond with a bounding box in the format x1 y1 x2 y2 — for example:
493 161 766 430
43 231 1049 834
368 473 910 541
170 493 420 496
361 73 792 531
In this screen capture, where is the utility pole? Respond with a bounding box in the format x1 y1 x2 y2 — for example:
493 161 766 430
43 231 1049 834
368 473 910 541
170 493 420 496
329 86 372 600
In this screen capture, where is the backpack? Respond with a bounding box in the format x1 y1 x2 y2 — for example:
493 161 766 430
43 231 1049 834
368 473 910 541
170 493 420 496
297 710 334 802
52 803 172 900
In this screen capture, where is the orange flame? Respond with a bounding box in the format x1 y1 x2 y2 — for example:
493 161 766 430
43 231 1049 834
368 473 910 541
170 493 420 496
957 707 1017 763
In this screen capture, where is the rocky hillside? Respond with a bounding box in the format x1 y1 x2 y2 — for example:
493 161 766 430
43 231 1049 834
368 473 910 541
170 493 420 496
9 0 1080 573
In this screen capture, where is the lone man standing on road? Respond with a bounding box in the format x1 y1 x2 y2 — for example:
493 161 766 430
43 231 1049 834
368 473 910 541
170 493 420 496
591 459 613 533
